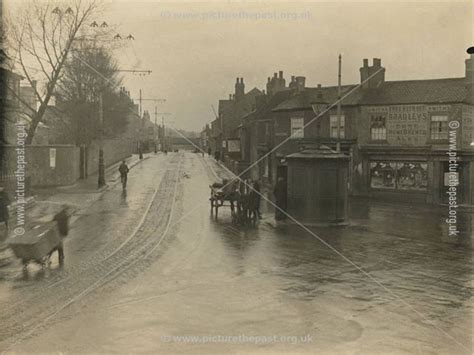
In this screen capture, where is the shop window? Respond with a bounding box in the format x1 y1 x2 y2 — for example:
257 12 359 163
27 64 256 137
370 162 396 189
370 161 428 190
290 117 304 139
430 115 448 140
397 162 428 190
329 115 345 138
370 115 386 141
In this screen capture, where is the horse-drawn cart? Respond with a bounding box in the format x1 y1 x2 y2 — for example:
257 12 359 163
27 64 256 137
209 180 238 218
209 179 259 224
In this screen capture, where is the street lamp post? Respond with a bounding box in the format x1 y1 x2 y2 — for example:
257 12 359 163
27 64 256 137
336 54 342 153
98 92 105 188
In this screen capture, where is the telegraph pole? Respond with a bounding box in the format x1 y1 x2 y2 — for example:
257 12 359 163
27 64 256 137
155 112 171 152
98 93 105 188
154 106 158 153
336 54 342 153
139 89 143 159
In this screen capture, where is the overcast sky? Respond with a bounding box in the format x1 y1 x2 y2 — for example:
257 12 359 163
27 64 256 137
7 1 473 131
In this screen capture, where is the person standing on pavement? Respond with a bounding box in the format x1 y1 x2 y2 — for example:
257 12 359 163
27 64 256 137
248 180 261 221
0 187 10 236
118 160 129 190
273 177 287 221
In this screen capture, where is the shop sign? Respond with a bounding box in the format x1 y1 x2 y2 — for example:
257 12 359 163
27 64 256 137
227 139 240 153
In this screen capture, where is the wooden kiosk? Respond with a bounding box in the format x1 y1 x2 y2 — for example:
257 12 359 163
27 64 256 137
286 145 349 226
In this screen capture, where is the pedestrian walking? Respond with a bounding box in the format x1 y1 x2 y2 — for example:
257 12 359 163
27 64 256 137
273 177 287 221
253 180 262 218
0 187 10 236
119 160 130 190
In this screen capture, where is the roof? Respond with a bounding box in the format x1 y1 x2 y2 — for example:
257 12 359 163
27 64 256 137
273 77 472 112
358 77 468 105
0 66 24 80
272 85 362 112
251 89 295 119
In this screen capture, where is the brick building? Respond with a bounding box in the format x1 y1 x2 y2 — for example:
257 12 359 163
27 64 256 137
267 57 474 206
207 55 474 206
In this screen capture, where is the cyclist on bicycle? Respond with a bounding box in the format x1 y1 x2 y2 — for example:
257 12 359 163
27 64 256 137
118 160 129 189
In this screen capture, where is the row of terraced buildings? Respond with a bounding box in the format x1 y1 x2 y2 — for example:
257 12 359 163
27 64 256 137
202 56 474 206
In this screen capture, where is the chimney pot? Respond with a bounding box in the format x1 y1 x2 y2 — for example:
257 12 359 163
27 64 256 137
236 77 239 83
240 77 244 83
363 58 368 67
317 84 321 88
291 76 295 82
373 58 381 67
274 73 277 78
279 71 283 79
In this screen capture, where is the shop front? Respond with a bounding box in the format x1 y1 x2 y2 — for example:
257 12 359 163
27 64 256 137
360 149 472 205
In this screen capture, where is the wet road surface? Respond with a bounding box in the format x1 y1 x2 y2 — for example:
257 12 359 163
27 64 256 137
0 152 472 354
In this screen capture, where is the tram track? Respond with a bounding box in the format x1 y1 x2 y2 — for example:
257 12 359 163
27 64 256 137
0 154 184 352
0 156 174 315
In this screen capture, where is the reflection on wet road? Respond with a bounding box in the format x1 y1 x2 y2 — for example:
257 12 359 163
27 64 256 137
0 152 472 354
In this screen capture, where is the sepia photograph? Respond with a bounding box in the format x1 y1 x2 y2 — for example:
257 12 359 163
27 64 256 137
0 0 472 353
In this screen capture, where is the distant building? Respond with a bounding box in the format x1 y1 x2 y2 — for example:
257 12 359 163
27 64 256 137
209 77 262 173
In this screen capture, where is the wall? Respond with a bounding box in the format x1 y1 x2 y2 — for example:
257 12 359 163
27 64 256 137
86 138 134 176
1 144 80 187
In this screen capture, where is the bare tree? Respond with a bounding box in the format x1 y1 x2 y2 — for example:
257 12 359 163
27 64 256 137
5 0 101 144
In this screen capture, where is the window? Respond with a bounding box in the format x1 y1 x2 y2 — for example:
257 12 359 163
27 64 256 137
370 115 386 141
370 161 427 190
329 115 345 138
290 118 304 139
265 122 270 137
430 115 448 140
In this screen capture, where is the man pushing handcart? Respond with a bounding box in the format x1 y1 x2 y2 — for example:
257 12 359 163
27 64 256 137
6 206 70 273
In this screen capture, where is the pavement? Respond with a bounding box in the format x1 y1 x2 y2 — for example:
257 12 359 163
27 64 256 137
24 153 152 222
0 153 154 266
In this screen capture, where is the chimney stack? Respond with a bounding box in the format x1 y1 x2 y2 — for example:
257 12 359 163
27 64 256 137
360 57 385 89
235 77 245 101
465 53 474 85
294 76 306 93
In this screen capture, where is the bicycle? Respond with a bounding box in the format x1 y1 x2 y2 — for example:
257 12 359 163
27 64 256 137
121 174 128 190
